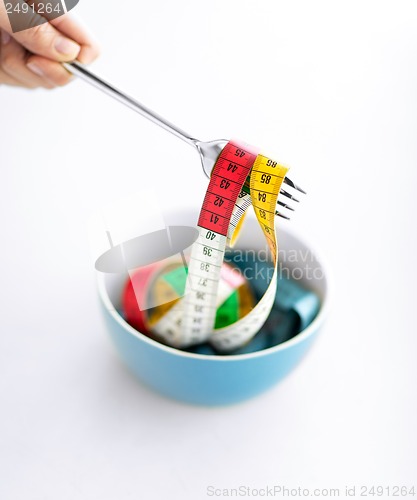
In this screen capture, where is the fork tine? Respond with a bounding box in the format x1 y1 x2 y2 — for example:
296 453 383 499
280 188 300 203
284 177 307 194
275 210 291 221
241 175 304 217
277 200 295 212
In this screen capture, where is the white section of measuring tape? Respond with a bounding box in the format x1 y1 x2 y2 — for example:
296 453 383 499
151 190 253 347
227 190 252 245
177 190 254 346
151 259 237 347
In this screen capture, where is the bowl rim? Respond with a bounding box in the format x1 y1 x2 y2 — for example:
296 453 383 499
97 224 332 362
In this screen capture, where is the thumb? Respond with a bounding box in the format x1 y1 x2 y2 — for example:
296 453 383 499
7 14 80 62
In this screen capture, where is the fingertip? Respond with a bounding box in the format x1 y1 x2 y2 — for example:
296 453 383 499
54 36 81 61
14 23 81 63
77 42 101 65
50 13 101 64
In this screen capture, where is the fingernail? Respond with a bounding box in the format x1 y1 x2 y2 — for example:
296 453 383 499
54 37 80 57
1 31 11 45
27 62 44 77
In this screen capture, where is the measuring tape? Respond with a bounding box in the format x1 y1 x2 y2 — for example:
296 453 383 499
147 140 289 353
178 141 259 346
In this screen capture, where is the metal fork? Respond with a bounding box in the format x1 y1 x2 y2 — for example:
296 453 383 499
63 61 305 219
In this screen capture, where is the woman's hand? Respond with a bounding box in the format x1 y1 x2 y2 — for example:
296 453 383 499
0 3 100 88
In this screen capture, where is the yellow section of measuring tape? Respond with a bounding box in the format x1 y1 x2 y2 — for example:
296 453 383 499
250 155 288 259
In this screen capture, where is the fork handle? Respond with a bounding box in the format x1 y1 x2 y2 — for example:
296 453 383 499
63 61 197 147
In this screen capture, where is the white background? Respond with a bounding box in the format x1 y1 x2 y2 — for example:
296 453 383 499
1 1 416 499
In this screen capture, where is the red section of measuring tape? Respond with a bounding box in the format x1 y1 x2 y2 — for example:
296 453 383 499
198 142 258 236
122 262 162 334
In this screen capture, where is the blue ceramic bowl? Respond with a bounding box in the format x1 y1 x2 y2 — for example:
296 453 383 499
97 209 330 406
